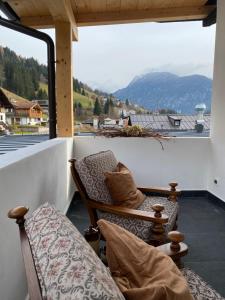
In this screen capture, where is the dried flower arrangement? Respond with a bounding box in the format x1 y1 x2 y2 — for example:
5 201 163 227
96 125 168 150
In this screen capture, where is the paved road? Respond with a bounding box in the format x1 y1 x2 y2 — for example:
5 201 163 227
0 135 49 155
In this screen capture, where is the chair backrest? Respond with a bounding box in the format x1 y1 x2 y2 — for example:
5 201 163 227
73 150 118 204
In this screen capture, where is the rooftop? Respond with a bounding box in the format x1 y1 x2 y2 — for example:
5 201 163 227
0 134 48 155
129 114 211 131
0 87 40 109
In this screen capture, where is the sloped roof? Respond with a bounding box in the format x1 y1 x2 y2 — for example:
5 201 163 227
129 114 210 131
0 88 34 109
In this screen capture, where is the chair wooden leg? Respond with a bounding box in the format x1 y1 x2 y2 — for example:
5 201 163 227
150 223 166 246
150 204 166 246
87 206 98 227
168 182 178 202
173 215 178 231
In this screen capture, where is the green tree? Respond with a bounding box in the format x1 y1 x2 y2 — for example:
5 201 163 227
74 101 83 116
36 88 48 99
93 98 102 116
104 99 110 114
125 99 130 106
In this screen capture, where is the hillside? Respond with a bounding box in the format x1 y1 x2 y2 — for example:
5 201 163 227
0 46 146 121
114 72 212 114
0 46 101 112
40 82 94 109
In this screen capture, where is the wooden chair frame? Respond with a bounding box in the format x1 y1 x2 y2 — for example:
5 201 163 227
8 206 187 300
69 158 181 244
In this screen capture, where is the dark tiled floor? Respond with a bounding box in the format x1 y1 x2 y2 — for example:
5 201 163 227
67 195 225 297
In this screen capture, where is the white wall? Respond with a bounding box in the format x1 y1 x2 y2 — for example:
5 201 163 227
208 0 225 201
0 138 75 300
74 136 210 190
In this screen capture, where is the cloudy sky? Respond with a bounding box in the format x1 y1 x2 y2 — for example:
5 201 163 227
0 19 216 92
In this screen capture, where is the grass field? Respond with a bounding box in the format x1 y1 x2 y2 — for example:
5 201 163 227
39 82 95 109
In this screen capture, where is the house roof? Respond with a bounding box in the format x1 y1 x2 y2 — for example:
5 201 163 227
6 0 216 30
129 114 210 131
0 88 40 110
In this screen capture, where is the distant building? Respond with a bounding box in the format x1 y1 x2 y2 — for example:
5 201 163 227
129 114 210 136
0 88 43 126
32 99 49 115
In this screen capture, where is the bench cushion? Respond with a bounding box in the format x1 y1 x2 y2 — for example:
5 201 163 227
182 268 225 300
25 203 125 300
75 150 118 204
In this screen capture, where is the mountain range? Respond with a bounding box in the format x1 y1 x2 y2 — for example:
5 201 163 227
114 72 212 114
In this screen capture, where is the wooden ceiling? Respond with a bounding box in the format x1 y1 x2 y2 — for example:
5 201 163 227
5 0 216 40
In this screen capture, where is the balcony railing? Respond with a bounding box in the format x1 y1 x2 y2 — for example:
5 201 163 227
0 135 222 299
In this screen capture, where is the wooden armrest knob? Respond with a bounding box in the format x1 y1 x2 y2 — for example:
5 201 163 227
168 231 184 251
8 206 29 227
68 158 76 164
169 182 178 190
152 204 164 218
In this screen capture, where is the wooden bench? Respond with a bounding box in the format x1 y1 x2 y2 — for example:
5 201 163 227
8 203 224 300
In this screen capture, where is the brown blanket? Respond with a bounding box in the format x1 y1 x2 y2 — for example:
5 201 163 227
98 220 193 300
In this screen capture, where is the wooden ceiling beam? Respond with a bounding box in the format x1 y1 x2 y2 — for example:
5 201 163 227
21 15 54 29
20 5 216 29
76 5 216 26
40 0 78 41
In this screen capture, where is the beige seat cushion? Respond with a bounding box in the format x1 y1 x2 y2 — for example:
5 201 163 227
105 162 146 208
98 196 178 242
98 219 193 300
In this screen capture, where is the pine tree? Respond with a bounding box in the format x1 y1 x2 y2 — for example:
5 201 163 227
125 99 129 106
93 98 102 116
104 99 110 114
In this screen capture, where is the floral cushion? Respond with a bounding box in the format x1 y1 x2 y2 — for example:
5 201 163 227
182 268 225 300
25 203 125 300
75 150 118 204
98 196 178 242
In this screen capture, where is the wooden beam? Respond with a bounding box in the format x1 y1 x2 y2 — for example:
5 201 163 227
21 15 54 29
203 8 217 26
45 0 78 41
55 21 74 137
76 6 216 26
64 0 78 41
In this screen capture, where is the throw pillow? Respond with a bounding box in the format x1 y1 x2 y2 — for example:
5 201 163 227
105 162 145 208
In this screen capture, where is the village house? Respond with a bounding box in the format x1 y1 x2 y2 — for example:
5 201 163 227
0 87 43 126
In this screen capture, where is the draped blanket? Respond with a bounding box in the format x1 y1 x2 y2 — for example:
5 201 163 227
98 219 193 300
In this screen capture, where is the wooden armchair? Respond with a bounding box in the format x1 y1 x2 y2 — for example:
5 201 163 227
69 150 181 245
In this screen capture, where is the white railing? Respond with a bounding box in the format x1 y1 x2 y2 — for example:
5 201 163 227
74 136 211 190
0 138 75 300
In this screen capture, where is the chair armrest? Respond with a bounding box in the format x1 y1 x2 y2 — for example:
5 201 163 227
157 231 188 259
88 199 169 224
138 183 181 202
138 187 181 195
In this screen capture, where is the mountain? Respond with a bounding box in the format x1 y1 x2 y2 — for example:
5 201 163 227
114 72 212 114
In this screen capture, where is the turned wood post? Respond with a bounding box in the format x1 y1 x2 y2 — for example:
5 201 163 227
8 206 29 228
150 204 166 246
168 231 188 268
8 206 43 299
168 182 178 202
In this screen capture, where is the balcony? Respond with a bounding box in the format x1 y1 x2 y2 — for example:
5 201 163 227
1 135 225 299
0 0 225 299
